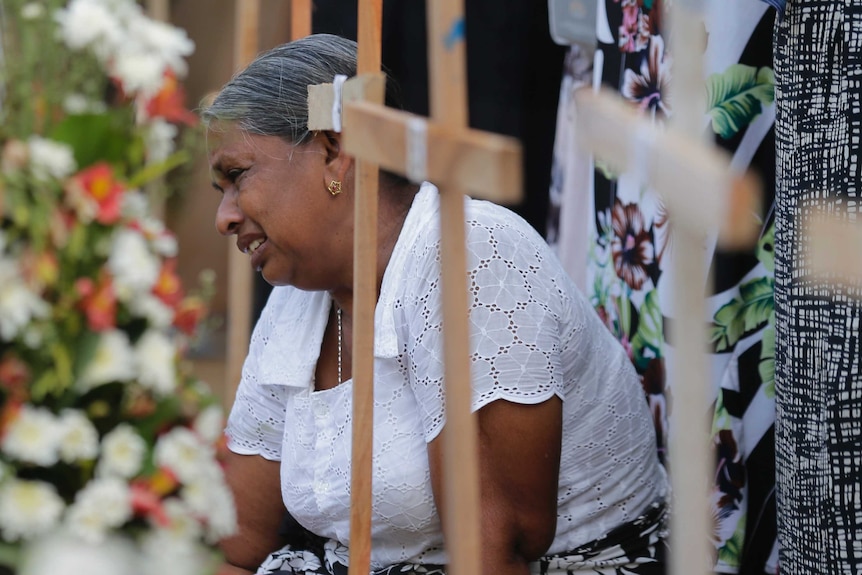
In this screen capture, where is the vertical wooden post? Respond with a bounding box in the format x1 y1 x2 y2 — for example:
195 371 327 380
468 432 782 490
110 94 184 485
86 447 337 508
225 0 260 407
666 1 711 575
145 0 169 22
348 1 384 574
290 0 312 40
427 4 483 575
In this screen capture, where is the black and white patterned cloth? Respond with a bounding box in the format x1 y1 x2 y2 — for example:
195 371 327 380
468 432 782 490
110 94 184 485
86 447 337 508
773 1 862 573
257 501 668 575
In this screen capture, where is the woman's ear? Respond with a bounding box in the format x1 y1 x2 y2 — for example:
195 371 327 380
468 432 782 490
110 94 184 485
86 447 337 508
322 131 352 182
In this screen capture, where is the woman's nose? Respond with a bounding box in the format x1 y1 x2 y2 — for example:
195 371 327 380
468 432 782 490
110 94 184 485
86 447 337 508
215 192 242 236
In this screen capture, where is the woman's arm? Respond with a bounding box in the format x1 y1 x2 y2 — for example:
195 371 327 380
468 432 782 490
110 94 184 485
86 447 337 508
428 397 563 575
220 450 287 571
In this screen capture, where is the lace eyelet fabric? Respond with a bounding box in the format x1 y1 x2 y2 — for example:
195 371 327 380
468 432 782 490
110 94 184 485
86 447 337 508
226 183 668 570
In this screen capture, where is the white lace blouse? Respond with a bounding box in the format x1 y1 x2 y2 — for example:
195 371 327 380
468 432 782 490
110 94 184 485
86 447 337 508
226 183 668 570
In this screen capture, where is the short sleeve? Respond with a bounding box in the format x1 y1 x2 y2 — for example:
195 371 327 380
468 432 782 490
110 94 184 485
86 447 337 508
224 296 289 461
401 205 568 442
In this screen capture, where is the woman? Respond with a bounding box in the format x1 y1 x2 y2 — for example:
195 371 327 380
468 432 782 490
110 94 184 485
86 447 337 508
204 34 669 575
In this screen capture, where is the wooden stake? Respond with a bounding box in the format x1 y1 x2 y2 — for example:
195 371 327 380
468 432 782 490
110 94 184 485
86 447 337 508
290 0 312 40
665 3 712 574
573 3 763 575
225 0 260 408
348 1 384 573
426 3 483 575
306 4 519 573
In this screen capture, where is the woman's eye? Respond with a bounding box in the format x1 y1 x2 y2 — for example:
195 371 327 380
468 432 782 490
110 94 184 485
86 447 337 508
227 168 245 181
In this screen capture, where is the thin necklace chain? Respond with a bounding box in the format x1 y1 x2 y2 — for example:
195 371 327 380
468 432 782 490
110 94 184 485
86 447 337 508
336 306 343 385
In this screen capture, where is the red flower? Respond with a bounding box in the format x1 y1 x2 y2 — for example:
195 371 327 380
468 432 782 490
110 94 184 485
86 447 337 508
71 163 125 225
153 259 184 307
145 70 198 126
75 273 117 331
173 296 207 336
0 353 30 403
130 483 171 528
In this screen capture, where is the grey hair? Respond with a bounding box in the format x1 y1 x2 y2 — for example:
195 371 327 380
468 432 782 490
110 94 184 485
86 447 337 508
201 34 358 145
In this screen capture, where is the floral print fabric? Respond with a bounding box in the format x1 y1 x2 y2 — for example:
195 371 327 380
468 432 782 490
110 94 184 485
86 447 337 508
547 0 782 572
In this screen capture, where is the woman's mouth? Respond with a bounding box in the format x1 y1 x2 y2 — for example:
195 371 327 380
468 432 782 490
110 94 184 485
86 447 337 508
245 238 265 256
246 238 268 271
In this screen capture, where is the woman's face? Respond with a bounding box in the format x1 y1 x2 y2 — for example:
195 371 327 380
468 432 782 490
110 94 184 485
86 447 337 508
208 123 353 289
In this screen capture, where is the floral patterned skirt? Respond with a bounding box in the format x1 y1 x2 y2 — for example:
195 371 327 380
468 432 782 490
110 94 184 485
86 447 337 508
257 500 667 575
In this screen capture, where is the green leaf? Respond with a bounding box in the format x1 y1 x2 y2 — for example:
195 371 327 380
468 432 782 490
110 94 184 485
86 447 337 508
712 388 733 433
710 299 745 352
707 65 775 139
30 370 59 402
757 222 775 273
738 276 775 332
631 289 664 366
50 112 134 169
710 277 774 351
717 513 747 568
74 331 101 380
51 343 73 392
126 150 190 188
0 540 22 571
759 319 775 398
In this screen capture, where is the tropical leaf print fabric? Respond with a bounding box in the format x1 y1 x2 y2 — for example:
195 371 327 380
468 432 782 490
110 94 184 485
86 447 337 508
547 1 781 572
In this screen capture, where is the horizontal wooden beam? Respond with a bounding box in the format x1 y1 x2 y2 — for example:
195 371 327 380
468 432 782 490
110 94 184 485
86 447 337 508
308 74 387 131
808 215 862 284
341 101 522 203
574 88 762 250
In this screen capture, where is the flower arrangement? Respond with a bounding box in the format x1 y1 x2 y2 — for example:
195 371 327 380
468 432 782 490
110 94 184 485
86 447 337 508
0 1 235 574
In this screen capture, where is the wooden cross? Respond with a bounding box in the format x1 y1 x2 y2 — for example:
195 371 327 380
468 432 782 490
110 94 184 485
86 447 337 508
306 3 522 575
571 3 763 575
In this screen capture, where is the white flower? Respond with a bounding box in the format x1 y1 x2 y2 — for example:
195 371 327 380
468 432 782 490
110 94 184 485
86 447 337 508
111 50 166 97
65 477 132 543
62 93 107 115
159 497 202 540
140 530 208 575
108 228 160 298
1 405 61 466
128 293 175 328
54 0 123 60
19 530 140 575
98 424 146 479
135 330 177 394
77 329 136 391
27 136 76 181
154 427 215 484
58 409 100 463
141 219 178 257
120 189 150 220
129 17 194 77
193 406 225 444
179 478 236 542
0 480 64 541
0 257 50 340
145 119 178 164
202 480 236 542
20 2 44 19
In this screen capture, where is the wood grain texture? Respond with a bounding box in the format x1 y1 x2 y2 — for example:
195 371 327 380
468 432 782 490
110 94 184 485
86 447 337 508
225 0 260 408
348 2 384 574
426 2 482 575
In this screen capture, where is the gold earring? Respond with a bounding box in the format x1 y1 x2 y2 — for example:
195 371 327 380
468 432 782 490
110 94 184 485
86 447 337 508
327 180 342 196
